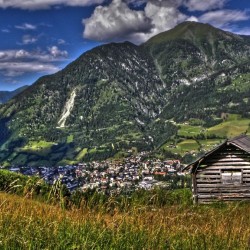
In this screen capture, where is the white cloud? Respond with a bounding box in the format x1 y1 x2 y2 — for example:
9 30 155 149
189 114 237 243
48 46 68 57
83 0 187 44
0 49 67 62
143 0 187 38
82 0 250 44
186 16 199 22
0 47 68 78
1 29 10 33
185 0 227 11
21 35 38 45
0 62 59 77
199 10 250 28
15 23 37 30
57 39 66 45
83 0 152 43
0 0 105 10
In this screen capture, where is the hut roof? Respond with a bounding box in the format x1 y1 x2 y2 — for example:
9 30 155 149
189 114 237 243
183 134 250 173
228 134 250 153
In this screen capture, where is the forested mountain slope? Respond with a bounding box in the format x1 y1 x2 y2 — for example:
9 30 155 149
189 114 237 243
0 22 250 166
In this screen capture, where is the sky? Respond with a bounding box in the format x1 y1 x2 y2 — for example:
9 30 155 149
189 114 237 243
0 0 249 91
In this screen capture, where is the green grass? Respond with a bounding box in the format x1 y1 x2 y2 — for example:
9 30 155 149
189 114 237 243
178 124 204 137
176 140 200 153
199 139 222 151
67 134 74 143
166 115 250 156
57 159 78 166
20 140 55 154
162 139 200 156
207 118 250 138
76 148 88 161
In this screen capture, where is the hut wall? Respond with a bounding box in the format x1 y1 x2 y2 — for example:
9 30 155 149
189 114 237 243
194 145 250 204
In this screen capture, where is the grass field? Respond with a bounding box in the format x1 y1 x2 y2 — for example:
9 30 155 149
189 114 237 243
0 191 250 249
207 118 250 138
162 114 250 157
161 139 222 156
199 139 222 151
177 124 204 137
20 140 55 155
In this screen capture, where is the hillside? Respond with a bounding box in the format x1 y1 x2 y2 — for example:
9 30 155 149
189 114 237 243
0 21 250 166
0 85 28 104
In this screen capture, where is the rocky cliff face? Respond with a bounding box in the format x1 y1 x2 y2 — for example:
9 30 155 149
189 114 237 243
0 22 250 166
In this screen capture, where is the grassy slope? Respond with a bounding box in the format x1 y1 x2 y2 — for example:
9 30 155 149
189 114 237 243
0 191 250 249
161 114 250 157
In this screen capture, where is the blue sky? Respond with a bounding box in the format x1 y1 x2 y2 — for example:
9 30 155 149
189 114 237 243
0 0 249 91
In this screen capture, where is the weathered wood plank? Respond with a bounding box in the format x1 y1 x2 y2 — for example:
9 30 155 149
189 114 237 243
198 198 250 204
198 194 250 199
199 166 250 170
243 178 250 182
196 179 221 183
204 158 250 163
192 173 198 204
196 176 221 180
209 162 250 166
196 183 250 188
213 152 249 156
197 187 250 193
197 169 221 173
243 170 250 173
205 154 250 159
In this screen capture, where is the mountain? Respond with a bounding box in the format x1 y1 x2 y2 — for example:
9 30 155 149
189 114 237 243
0 86 28 104
0 22 250 166
144 22 250 122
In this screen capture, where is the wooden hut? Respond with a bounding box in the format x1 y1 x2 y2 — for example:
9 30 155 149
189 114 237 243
185 135 250 204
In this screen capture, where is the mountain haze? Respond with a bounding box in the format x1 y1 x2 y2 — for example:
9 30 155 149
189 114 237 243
0 86 28 104
0 22 250 166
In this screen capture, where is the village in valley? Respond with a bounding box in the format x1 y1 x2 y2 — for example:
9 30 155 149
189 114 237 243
4 151 188 194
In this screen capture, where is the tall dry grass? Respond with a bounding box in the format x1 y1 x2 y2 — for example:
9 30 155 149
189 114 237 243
0 191 250 249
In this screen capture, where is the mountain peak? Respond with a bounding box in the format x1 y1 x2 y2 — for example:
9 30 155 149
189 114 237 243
144 21 241 46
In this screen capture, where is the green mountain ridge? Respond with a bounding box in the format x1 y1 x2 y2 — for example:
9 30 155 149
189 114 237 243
0 21 250 166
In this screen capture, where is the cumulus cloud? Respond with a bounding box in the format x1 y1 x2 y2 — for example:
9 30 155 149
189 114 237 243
83 0 153 42
15 23 37 30
0 47 68 78
185 0 227 11
0 0 105 10
199 10 250 28
142 0 186 39
48 46 68 57
83 0 187 44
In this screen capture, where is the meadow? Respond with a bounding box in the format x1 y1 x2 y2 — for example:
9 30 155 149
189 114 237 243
0 186 250 249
